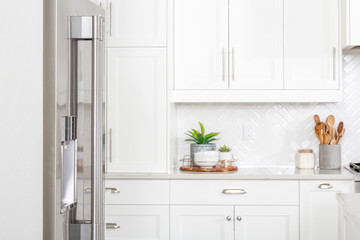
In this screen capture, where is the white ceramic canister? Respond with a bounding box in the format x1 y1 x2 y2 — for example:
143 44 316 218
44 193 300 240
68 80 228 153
296 149 315 169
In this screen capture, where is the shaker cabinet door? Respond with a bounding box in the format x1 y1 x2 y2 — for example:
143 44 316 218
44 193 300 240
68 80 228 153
229 0 283 89
105 205 169 240
107 48 167 172
107 0 167 46
170 206 234 240
300 180 352 240
235 206 299 240
173 0 228 89
284 0 340 89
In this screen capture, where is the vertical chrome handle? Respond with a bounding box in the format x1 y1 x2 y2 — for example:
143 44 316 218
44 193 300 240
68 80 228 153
222 48 227 81
69 16 105 240
332 47 336 81
232 48 235 81
106 223 120 229
109 2 113 37
109 128 112 163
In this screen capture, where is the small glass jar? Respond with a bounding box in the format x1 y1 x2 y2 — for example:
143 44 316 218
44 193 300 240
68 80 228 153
296 149 315 169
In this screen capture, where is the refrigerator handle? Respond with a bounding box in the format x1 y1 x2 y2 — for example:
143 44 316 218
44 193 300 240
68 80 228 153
69 15 105 240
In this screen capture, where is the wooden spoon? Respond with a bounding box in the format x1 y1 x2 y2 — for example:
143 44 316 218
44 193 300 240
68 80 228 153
337 128 345 144
314 115 320 124
320 129 324 144
315 123 326 143
326 115 335 138
337 122 344 141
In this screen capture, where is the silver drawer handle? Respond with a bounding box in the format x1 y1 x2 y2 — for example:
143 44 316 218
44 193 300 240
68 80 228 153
105 187 120 193
318 183 333 189
106 223 120 229
222 189 247 195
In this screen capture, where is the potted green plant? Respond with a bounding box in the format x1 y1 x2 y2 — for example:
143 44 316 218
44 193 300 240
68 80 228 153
185 122 219 162
218 145 232 161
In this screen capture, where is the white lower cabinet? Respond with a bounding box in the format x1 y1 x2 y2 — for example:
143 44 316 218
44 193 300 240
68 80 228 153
105 205 169 240
170 206 234 240
300 180 353 240
170 205 298 240
235 206 299 240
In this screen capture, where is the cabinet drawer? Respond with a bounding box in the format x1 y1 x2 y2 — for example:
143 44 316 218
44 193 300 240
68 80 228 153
105 205 169 240
105 180 169 204
170 180 299 205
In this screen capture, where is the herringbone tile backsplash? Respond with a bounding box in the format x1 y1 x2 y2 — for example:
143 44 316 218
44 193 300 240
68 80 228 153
175 49 360 167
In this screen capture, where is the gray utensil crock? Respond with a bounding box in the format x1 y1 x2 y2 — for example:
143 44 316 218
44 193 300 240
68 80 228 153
319 144 341 169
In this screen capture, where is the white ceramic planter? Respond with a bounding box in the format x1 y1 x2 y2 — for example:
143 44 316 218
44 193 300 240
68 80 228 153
219 152 233 161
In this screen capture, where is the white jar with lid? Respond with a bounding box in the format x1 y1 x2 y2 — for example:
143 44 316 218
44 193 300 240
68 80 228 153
296 149 315 169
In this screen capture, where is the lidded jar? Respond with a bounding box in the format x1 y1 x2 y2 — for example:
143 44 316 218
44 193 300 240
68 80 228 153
296 149 315 169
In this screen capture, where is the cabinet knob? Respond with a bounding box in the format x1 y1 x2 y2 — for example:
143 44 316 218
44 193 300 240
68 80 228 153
106 223 120 229
226 216 232 221
318 183 333 189
237 216 242 221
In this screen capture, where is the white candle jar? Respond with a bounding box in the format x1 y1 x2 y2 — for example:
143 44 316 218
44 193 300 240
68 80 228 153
296 149 315 169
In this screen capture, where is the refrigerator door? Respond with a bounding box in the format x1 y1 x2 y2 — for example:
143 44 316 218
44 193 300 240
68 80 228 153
43 1 105 240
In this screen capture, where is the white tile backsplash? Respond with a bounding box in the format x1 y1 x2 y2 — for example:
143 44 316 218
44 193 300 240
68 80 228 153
175 49 360 167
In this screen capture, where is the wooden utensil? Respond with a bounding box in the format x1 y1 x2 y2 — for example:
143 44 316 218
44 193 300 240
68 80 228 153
326 115 335 138
315 123 326 143
337 122 344 141
330 138 337 145
337 128 345 144
314 115 320 124
320 129 324 144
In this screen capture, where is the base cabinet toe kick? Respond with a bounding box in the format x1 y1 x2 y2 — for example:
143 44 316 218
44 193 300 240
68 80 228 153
104 179 353 240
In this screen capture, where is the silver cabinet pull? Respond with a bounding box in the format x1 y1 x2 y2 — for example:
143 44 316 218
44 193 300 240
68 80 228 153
226 216 232 221
222 188 247 195
222 48 227 81
84 188 91 193
237 216 242 221
332 47 336 81
109 2 113 36
106 223 120 229
109 128 112 163
318 183 333 189
105 187 120 193
232 48 235 81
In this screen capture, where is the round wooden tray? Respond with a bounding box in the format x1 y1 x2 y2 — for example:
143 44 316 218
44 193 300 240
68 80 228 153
180 166 238 172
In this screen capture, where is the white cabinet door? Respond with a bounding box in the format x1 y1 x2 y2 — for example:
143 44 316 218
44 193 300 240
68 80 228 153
300 180 352 240
235 206 299 240
174 0 228 89
107 48 167 172
107 0 167 46
229 0 283 89
105 205 169 240
170 206 234 240
284 0 339 89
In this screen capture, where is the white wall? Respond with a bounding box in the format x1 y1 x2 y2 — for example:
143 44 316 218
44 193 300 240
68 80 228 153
0 1 43 240
176 49 360 167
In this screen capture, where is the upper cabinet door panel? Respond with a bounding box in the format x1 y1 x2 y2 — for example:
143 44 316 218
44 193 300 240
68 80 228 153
107 0 167 46
229 0 283 89
284 0 339 89
174 0 228 89
107 48 167 172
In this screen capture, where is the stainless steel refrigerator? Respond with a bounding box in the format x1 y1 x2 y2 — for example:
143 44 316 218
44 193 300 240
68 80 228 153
44 0 105 239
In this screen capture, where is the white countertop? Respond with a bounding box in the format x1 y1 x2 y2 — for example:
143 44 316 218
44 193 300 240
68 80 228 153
337 193 360 229
106 167 354 180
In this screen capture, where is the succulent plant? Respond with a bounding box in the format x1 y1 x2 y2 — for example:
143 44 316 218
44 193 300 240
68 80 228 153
218 145 232 152
185 122 219 144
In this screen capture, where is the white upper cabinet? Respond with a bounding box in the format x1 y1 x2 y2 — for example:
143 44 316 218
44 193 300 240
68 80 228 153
107 0 167 47
342 0 360 48
229 0 283 89
174 0 228 89
284 0 340 89
107 48 167 172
